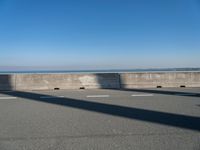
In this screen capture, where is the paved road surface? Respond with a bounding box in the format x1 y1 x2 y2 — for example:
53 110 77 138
0 88 200 150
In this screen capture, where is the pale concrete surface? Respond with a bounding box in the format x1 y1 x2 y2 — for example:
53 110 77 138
120 72 200 88
1 72 200 91
15 73 120 90
0 88 200 150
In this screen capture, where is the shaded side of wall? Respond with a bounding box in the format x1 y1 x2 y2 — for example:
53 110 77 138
15 73 120 90
120 72 200 88
0 75 15 91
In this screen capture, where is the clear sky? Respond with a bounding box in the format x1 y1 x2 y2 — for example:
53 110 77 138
0 0 200 70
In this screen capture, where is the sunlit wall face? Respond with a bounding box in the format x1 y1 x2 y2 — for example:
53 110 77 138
0 0 200 70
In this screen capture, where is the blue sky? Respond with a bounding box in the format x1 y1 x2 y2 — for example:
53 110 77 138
0 0 200 70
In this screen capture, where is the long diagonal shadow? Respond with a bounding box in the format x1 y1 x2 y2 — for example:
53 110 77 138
120 88 200 98
1 91 200 132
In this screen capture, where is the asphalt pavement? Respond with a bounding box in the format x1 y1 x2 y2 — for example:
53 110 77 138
0 88 200 150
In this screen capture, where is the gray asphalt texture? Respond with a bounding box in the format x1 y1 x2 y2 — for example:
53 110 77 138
0 88 200 150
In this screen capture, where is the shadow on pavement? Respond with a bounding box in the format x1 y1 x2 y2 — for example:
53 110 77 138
1 90 200 132
120 88 200 98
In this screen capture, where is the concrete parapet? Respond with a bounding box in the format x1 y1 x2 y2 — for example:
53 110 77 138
0 72 200 91
120 72 200 88
15 73 120 90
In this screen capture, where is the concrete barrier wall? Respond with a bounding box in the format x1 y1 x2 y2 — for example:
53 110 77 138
120 72 200 88
0 72 200 91
15 73 120 90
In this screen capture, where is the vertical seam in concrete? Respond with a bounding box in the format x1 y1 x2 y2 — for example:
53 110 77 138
118 73 121 89
14 74 16 91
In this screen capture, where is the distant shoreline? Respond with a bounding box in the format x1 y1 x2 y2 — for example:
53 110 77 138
0 68 200 74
